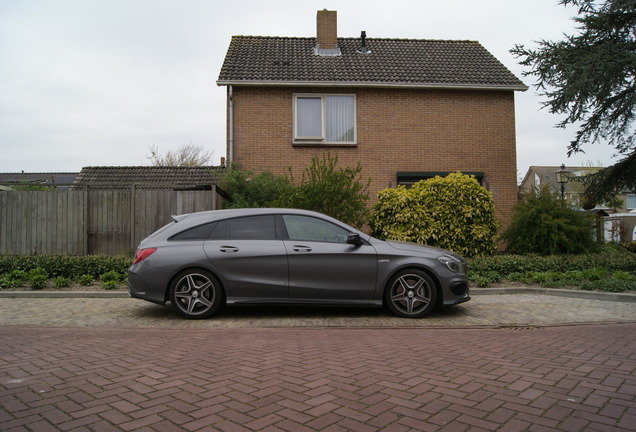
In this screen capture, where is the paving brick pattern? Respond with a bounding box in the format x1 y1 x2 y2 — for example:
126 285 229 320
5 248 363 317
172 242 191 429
1 324 635 431
0 293 635 328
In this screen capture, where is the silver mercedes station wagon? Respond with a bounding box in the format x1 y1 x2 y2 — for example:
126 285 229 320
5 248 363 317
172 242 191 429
128 208 470 319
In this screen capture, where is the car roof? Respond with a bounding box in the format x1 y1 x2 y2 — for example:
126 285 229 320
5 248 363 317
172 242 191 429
173 208 356 229
151 208 368 241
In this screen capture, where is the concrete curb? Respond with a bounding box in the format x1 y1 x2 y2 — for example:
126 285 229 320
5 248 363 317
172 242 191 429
0 287 635 302
472 287 636 303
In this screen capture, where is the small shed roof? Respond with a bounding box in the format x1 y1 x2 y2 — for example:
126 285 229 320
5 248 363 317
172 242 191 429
72 166 225 190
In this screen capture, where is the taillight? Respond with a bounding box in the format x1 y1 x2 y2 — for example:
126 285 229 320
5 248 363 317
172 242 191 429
132 248 157 265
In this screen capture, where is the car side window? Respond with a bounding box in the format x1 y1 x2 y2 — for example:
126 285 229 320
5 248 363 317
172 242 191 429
208 219 229 239
283 215 349 243
170 222 216 241
229 215 276 240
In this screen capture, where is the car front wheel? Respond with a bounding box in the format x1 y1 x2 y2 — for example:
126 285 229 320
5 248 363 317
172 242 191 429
385 269 437 318
169 269 222 319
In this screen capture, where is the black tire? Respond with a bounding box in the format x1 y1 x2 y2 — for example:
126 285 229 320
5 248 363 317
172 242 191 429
385 269 437 318
169 269 223 319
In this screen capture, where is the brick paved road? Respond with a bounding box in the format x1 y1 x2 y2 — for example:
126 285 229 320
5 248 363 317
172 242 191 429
1 324 635 431
1 293 636 431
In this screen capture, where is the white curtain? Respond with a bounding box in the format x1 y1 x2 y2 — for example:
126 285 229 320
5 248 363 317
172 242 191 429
326 96 354 142
296 97 322 138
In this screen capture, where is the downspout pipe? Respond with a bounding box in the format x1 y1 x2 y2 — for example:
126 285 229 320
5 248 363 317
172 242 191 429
228 85 234 165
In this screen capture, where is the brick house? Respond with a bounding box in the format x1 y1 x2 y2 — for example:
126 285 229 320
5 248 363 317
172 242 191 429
217 10 527 229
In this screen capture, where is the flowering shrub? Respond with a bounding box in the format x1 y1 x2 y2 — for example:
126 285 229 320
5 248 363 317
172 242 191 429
370 173 498 257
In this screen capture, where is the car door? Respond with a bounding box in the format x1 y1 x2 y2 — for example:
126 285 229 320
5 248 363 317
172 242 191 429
282 214 377 300
203 215 288 299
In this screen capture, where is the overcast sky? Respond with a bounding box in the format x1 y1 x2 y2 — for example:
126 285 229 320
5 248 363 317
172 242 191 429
0 0 618 181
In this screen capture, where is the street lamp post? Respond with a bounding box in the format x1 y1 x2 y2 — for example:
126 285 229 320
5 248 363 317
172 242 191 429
555 164 571 199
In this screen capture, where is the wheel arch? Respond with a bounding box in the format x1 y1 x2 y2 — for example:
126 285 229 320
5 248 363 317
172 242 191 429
164 266 227 305
382 265 443 308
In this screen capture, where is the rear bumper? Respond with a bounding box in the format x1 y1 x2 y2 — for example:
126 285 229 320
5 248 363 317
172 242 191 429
127 269 168 305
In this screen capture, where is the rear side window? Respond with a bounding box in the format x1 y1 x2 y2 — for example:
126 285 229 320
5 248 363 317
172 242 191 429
171 222 216 241
230 215 276 239
208 220 229 239
207 216 277 240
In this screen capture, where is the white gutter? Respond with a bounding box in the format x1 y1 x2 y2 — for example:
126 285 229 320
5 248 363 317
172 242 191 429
216 80 529 92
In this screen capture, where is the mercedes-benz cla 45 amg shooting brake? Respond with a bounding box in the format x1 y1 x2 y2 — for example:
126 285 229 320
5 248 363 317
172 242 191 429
128 208 470 319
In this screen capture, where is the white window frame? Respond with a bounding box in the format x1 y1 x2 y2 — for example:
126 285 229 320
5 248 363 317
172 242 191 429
293 94 356 145
626 194 636 210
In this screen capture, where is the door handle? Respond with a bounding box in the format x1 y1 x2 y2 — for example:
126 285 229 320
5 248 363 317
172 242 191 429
220 246 239 253
293 246 312 252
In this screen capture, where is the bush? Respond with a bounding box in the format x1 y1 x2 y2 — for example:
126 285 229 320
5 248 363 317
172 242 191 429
468 270 501 287
29 268 48 279
218 164 293 209
219 155 371 229
0 256 130 290
0 270 29 288
102 280 120 290
77 274 94 286
9 270 29 283
468 252 636 292
370 173 499 257
0 275 18 289
279 153 371 229
0 255 130 278
612 270 636 281
53 277 71 288
100 270 125 283
502 186 598 255
622 242 636 253
29 277 48 290
469 253 636 276
580 279 636 293
27 268 49 290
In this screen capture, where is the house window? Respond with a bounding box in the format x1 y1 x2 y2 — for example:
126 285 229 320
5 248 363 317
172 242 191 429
627 194 636 210
293 94 356 144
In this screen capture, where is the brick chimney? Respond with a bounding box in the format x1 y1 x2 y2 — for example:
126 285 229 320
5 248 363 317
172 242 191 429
316 9 339 55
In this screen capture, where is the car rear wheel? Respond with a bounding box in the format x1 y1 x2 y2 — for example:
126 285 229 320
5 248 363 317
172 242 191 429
169 269 222 319
385 269 437 318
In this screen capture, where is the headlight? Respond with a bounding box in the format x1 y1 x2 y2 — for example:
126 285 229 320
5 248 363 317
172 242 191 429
437 255 464 274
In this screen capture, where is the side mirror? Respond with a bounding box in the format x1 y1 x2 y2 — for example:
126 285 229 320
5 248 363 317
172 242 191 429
347 233 363 246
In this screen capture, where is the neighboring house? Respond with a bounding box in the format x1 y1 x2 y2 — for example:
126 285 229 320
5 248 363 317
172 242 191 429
602 211 636 243
519 165 634 212
0 172 78 190
72 166 225 191
217 9 527 229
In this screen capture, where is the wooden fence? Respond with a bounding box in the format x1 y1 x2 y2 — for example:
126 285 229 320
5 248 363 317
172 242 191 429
0 187 223 255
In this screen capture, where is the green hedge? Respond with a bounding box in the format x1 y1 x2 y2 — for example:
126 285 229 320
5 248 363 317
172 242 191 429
468 250 636 291
468 252 636 275
0 255 131 279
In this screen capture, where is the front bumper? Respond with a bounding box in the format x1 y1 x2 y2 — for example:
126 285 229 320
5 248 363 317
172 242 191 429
441 278 470 306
